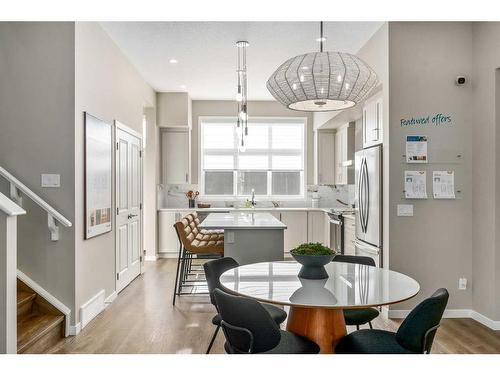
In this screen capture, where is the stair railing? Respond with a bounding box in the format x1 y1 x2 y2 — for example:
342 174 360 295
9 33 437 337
0 191 25 353
0 166 72 241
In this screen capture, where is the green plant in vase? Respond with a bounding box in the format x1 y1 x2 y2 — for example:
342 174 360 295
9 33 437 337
290 243 337 279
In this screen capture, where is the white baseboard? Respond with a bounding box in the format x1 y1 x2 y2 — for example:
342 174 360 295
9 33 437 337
80 289 105 329
104 291 117 305
68 323 81 336
144 255 158 262
17 269 72 337
157 252 178 259
388 308 500 330
470 310 500 330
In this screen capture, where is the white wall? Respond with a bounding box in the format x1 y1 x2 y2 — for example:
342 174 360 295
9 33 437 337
471 23 500 320
0 22 76 316
388 22 473 310
74 22 156 324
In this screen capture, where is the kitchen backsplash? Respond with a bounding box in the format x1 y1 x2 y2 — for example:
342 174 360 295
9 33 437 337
158 184 355 209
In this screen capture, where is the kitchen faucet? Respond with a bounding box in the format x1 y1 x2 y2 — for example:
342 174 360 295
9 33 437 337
251 188 256 208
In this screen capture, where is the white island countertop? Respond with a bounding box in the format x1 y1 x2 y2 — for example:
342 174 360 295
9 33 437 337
199 212 287 230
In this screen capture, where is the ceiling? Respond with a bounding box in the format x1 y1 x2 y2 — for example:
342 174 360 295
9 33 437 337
100 22 383 100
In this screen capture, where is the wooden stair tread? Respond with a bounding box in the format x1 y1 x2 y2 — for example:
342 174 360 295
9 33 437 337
17 291 36 308
17 311 64 353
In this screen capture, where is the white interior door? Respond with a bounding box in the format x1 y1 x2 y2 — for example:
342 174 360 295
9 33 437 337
115 124 143 293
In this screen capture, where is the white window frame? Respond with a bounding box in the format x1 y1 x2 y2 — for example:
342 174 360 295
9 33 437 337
199 116 307 201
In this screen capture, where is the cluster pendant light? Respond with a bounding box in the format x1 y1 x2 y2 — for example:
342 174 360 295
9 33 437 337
236 41 249 151
267 22 378 112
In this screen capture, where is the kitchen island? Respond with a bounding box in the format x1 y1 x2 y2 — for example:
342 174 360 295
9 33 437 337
199 212 287 265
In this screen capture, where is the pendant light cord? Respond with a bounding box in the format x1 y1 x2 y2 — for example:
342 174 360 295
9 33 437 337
320 21 323 52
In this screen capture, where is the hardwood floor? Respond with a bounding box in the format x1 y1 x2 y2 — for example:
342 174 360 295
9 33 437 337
49 259 500 354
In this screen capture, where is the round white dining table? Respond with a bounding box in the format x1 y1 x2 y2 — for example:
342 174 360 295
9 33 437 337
220 260 420 353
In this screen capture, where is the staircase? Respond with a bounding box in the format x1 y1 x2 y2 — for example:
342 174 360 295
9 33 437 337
17 280 65 353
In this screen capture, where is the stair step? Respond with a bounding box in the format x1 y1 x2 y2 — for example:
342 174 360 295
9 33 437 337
17 291 37 317
17 312 65 353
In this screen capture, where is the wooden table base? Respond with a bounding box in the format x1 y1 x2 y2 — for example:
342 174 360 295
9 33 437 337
286 306 347 354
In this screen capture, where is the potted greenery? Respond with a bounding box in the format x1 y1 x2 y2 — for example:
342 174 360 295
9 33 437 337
290 243 337 279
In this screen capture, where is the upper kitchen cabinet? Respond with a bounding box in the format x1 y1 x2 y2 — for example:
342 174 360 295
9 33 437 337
362 93 383 148
161 128 191 184
157 92 192 128
335 122 355 185
315 130 335 185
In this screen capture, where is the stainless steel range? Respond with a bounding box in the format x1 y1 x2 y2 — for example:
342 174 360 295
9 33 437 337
327 208 355 255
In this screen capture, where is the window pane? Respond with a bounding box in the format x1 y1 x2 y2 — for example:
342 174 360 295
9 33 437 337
272 125 302 149
204 155 234 170
272 171 301 195
244 124 269 149
205 172 234 195
203 123 234 149
272 155 302 170
238 172 267 195
238 155 268 170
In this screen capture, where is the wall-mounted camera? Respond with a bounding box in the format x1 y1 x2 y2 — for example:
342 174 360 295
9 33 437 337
455 76 467 85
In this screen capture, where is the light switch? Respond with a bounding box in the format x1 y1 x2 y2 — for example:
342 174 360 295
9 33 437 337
226 231 235 244
397 204 413 217
41 174 60 188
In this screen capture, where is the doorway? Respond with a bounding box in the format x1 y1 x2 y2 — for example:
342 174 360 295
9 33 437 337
115 121 143 293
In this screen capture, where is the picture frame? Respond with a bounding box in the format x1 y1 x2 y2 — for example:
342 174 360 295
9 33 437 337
84 112 113 239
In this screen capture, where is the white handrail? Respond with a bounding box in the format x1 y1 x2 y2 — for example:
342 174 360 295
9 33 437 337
0 166 72 228
0 192 26 217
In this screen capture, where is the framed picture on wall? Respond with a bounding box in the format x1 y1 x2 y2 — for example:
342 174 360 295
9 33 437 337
84 112 113 239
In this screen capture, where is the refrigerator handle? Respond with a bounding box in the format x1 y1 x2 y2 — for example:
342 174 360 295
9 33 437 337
358 158 365 232
363 157 370 232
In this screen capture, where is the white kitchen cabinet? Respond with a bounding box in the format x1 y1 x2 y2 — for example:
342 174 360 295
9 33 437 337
158 210 194 255
161 129 190 184
315 130 335 185
277 211 308 254
343 214 356 256
334 122 355 185
362 95 383 148
307 211 327 245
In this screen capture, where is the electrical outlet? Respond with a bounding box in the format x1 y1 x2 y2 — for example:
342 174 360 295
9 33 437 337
226 231 235 244
458 277 467 290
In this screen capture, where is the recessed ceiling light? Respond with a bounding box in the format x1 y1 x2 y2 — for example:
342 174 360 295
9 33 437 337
169 58 178 64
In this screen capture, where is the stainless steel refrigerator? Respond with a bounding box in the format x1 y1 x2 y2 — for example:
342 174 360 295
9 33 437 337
354 145 382 267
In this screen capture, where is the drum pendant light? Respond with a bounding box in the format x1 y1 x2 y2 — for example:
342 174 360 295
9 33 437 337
266 22 378 112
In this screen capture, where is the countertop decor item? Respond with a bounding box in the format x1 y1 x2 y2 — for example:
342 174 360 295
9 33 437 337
290 242 336 279
197 203 211 209
267 21 378 112
186 190 199 208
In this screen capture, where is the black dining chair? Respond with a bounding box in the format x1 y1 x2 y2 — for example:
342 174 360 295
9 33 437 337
335 288 449 354
203 257 287 354
333 254 379 329
213 288 320 354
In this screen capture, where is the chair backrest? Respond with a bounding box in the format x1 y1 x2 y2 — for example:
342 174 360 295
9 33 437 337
213 288 281 353
203 257 239 306
396 288 449 353
333 254 376 267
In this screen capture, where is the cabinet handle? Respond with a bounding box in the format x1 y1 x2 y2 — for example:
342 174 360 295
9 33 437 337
185 173 189 183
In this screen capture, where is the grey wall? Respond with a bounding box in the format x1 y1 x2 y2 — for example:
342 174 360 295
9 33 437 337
388 22 473 310
190 100 314 185
74 22 156 323
0 22 76 316
471 23 500 320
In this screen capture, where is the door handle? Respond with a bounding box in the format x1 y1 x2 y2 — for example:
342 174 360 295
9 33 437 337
128 214 138 219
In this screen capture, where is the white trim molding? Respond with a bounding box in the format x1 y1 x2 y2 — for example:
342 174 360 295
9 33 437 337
144 255 158 262
17 269 71 337
157 252 178 259
68 323 81 336
80 289 105 329
388 308 500 331
104 291 117 305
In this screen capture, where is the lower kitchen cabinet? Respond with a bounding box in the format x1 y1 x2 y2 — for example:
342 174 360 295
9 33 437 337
343 214 356 256
158 210 193 255
279 211 308 254
307 211 327 245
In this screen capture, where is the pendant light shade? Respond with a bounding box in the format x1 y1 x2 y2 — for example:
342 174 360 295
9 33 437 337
267 23 378 112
